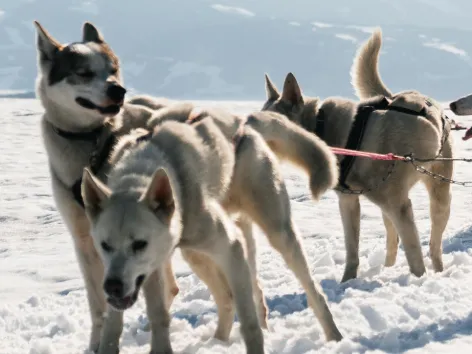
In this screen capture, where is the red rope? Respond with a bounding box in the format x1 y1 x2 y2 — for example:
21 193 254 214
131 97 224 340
330 147 406 161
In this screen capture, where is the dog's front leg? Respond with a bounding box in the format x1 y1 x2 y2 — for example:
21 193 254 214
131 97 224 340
52 175 107 352
338 194 361 282
74 239 107 352
97 307 123 354
143 268 173 354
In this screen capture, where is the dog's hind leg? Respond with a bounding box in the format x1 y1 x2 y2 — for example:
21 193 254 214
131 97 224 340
382 212 399 267
189 201 265 354
381 196 426 277
232 130 342 342
163 260 179 310
235 216 269 330
181 249 235 341
337 194 361 282
422 160 452 272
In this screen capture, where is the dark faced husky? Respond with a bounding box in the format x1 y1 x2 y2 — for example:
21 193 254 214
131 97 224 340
262 29 454 283
450 94 472 140
34 21 343 353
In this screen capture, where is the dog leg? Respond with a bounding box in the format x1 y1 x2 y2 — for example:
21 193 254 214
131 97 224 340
192 203 264 354
422 171 452 273
163 260 179 310
181 249 235 341
243 200 343 342
384 198 426 277
235 216 269 330
338 194 361 282
232 132 342 342
382 212 399 267
144 269 173 354
74 235 107 353
97 308 123 354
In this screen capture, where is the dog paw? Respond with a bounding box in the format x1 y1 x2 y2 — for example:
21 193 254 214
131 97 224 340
93 345 120 354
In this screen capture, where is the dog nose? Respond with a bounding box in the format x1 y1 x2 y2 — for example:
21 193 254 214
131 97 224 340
104 277 124 298
107 83 127 102
450 101 457 111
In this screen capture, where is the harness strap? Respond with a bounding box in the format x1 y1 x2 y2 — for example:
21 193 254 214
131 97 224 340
335 95 431 191
338 104 376 189
71 131 117 208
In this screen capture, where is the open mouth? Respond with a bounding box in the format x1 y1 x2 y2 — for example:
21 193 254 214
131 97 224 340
106 274 146 311
107 292 138 311
76 97 122 115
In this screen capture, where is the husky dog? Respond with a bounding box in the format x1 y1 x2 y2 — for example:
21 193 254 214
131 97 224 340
33 21 187 352
34 21 342 353
450 95 472 140
82 103 344 353
262 29 453 282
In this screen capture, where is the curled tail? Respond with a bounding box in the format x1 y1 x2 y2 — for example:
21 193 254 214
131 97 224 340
246 111 339 200
350 28 393 100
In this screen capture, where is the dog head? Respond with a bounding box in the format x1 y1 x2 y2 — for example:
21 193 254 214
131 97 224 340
34 21 126 127
261 72 306 124
81 167 177 311
450 94 472 117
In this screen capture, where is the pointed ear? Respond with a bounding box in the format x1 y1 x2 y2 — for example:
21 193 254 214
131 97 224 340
281 72 304 107
140 168 175 222
81 168 111 219
264 73 280 101
33 21 61 61
82 22 105 43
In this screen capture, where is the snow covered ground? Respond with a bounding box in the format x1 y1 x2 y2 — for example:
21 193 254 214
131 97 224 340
2 98 472 354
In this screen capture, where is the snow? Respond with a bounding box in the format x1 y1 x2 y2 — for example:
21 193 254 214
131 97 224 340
2 98 472 354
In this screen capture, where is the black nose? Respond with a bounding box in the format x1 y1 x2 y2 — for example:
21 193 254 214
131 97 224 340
107 83 126 102
450 101 457 111
104 277 124 298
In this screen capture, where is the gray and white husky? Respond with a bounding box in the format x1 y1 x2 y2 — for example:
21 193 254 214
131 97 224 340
34 21 342 353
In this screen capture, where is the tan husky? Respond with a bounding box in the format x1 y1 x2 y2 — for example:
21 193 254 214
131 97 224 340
262 29 453 282
34 20 342 353
82 103 343 353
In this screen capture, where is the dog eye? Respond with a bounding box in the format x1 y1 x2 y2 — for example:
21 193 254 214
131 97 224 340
76 70 95 78
132 240 148 253
110 67 118 75
101 241 113 253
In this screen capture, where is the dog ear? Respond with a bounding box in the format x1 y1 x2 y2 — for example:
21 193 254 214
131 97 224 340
33 21 61 61
140 168 175 222
81 168 111 219
264 73 280 101
281 72 304 107
82 22 105 43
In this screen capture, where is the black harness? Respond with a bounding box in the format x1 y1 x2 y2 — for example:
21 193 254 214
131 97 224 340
314 95 438 192
52 124 117 208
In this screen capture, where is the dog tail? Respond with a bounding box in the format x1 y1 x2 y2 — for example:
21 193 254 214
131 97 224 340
350 28 393 100
245 112 339 200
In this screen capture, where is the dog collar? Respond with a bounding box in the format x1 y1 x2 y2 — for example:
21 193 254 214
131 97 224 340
51 123 104 141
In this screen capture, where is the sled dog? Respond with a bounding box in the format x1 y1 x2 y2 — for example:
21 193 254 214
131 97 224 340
262 28 453 282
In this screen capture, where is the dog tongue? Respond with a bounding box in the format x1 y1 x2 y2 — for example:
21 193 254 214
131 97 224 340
463 126 472 141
